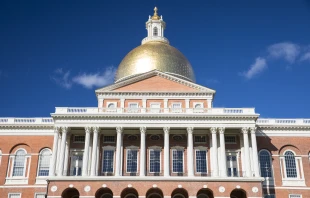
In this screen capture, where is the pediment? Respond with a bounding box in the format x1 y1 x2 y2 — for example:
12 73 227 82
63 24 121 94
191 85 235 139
96 70 215 93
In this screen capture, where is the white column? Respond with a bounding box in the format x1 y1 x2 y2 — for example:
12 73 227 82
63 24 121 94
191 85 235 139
219 127 227 177
56 134 61 175
115 127 123 176
49 127 60 176
242 127 251 177
82 127 91 176
250 127 260 177
90 127 99 176
187 127 194 177
163 127 170 177
63 134 70 176
57 127 68 176
140 127 147 176
210 127 218 177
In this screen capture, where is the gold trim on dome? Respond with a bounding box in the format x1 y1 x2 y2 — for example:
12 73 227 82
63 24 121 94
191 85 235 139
151 7 161 20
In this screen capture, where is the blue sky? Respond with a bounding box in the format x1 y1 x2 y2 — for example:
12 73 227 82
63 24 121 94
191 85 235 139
0 0 310 118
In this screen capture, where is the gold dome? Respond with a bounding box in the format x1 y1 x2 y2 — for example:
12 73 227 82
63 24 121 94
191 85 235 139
115 41 196 82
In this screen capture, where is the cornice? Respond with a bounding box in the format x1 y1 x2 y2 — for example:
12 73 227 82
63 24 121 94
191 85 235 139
96 92 214 98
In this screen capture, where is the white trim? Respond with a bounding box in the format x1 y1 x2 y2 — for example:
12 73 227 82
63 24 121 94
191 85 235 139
8 193 21 198
194 146 208 174
102 146 116 174
171 147 184 173
126 146 139 174
37 148 52 177
148 147 162 174
0 185 46 188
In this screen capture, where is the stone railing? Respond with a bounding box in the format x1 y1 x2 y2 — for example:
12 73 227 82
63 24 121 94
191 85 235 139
257 119 310 125
0 118 54 125
54 107 256 115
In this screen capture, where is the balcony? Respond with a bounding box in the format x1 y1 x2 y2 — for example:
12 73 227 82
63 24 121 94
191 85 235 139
54 107 256 115
256 119 310 126
0 117 54 125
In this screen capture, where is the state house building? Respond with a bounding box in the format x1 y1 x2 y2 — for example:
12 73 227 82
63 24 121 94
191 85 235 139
1 7 310 198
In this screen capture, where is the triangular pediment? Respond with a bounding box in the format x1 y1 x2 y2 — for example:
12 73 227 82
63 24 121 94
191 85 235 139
96 70 215 93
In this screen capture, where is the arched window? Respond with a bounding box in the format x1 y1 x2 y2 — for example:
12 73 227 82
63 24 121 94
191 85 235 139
37 149 52 176
284 151 297 178
153 27 158 36
259 150 273 178
108 103 115 108
12 149 26 177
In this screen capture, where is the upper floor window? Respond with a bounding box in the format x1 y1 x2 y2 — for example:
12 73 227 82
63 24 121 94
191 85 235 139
172 149 183 173
259 150 273 178
153 27 158 36
69 151 83 176
284 151 297 178
126 149 138 173
102 148 115 173
8 193 21 198
193 103 204 113
12 149 26 177
149 148 161 173
150 103 161 113
195 149 207 173
226 152 238 177
73 135 85 143
225 135 236 144
194 135 206 143
37 149 52 176
171 103 182 113
103 136 115 143
128 103 139 113
107 102 117 112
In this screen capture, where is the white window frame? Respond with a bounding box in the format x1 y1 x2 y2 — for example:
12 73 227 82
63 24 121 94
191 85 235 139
128 102 139 113
150 102 161 113
194 146 208 173
148 146 162 173
10 149 28 178
8 193 21 198
226 151 240 177
225 135 237 144
102 146 115 173
69 150 84 176
171 102 182 113
34 193 46 198
37 148 52 177
194 135 207 144
126 146 139 173
73 135 85 143
171 146 184 173
280 150 305 186
289 194 302 198
193 102 204 113
107 102 117 112
258 149 274 180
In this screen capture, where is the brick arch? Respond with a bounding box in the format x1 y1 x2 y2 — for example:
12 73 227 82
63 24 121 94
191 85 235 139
196 188 214 198
95 187 113 198
230 189 247 198
146 187 164 198
171 188 188 198
9 143 31 154
121 187 139 198
61 187 80 198
279 145 301 155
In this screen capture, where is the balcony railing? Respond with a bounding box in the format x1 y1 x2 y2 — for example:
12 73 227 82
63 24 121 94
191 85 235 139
54 107 256 115
256 119 310 125
0 117 54 124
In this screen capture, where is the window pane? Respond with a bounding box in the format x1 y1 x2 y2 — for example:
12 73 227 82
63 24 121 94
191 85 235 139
172 150 183 173
194 136 206 143
150 150 160 173
259 150 272 178
36 194 46 198
73 135 85 143
196 150 207 173
38 150 51 176
104 136 115 143
13 150 26 177
225 136 236 144
127 150 138 173
285 151 297 178
102 150 114 172
9 194 21 198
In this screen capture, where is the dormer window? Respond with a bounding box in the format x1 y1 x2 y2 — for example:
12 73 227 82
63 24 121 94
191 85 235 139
153 27 158 36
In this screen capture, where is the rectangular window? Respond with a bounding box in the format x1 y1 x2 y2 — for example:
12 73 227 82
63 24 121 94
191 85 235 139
226 154 238 177
289 195 302 198
102 150 114 173
128 103 139 113
38 155 50 176
126 149 138 173
225 135 236 144
171 103 182 113
12 155 25 177
149 150 160 173
70 154 83 176
73 135 85 143
194 136 206 143
35 194 46 198
150 103 161 113
196 150 207 173
103 136 115 143
8 194 21 198
172 150 183 173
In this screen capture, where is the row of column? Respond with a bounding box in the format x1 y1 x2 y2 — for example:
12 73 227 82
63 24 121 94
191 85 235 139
49 126 260 177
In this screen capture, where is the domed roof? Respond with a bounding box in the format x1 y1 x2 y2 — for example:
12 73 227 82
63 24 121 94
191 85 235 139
115 41 196 82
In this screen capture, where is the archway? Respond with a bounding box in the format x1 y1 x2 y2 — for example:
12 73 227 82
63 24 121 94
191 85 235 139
230 189 247 198
95 187 113 198
171 188 188 198
121 188 139 198
146 188 164 198
196 189 214 198
61 188 80 198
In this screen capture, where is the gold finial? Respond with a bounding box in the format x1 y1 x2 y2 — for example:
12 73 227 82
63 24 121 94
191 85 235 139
151 6 161 20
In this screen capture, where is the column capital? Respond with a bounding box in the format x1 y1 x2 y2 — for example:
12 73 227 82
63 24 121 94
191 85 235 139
163 127 170 134
93 126 100 134
140 126 147 134
61 126 68 133
210 127 217 134
218 127 225 134
116 126 123 134
250 127 257 134
241 127 249 134
187 127 194 134
85 127 92 134
54 126 60 133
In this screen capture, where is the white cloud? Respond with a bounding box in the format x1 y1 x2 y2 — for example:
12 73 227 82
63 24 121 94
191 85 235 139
51 69 72 89
300 51 310 62
72 67 116 89
240 57 267 79
267 42 300 63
